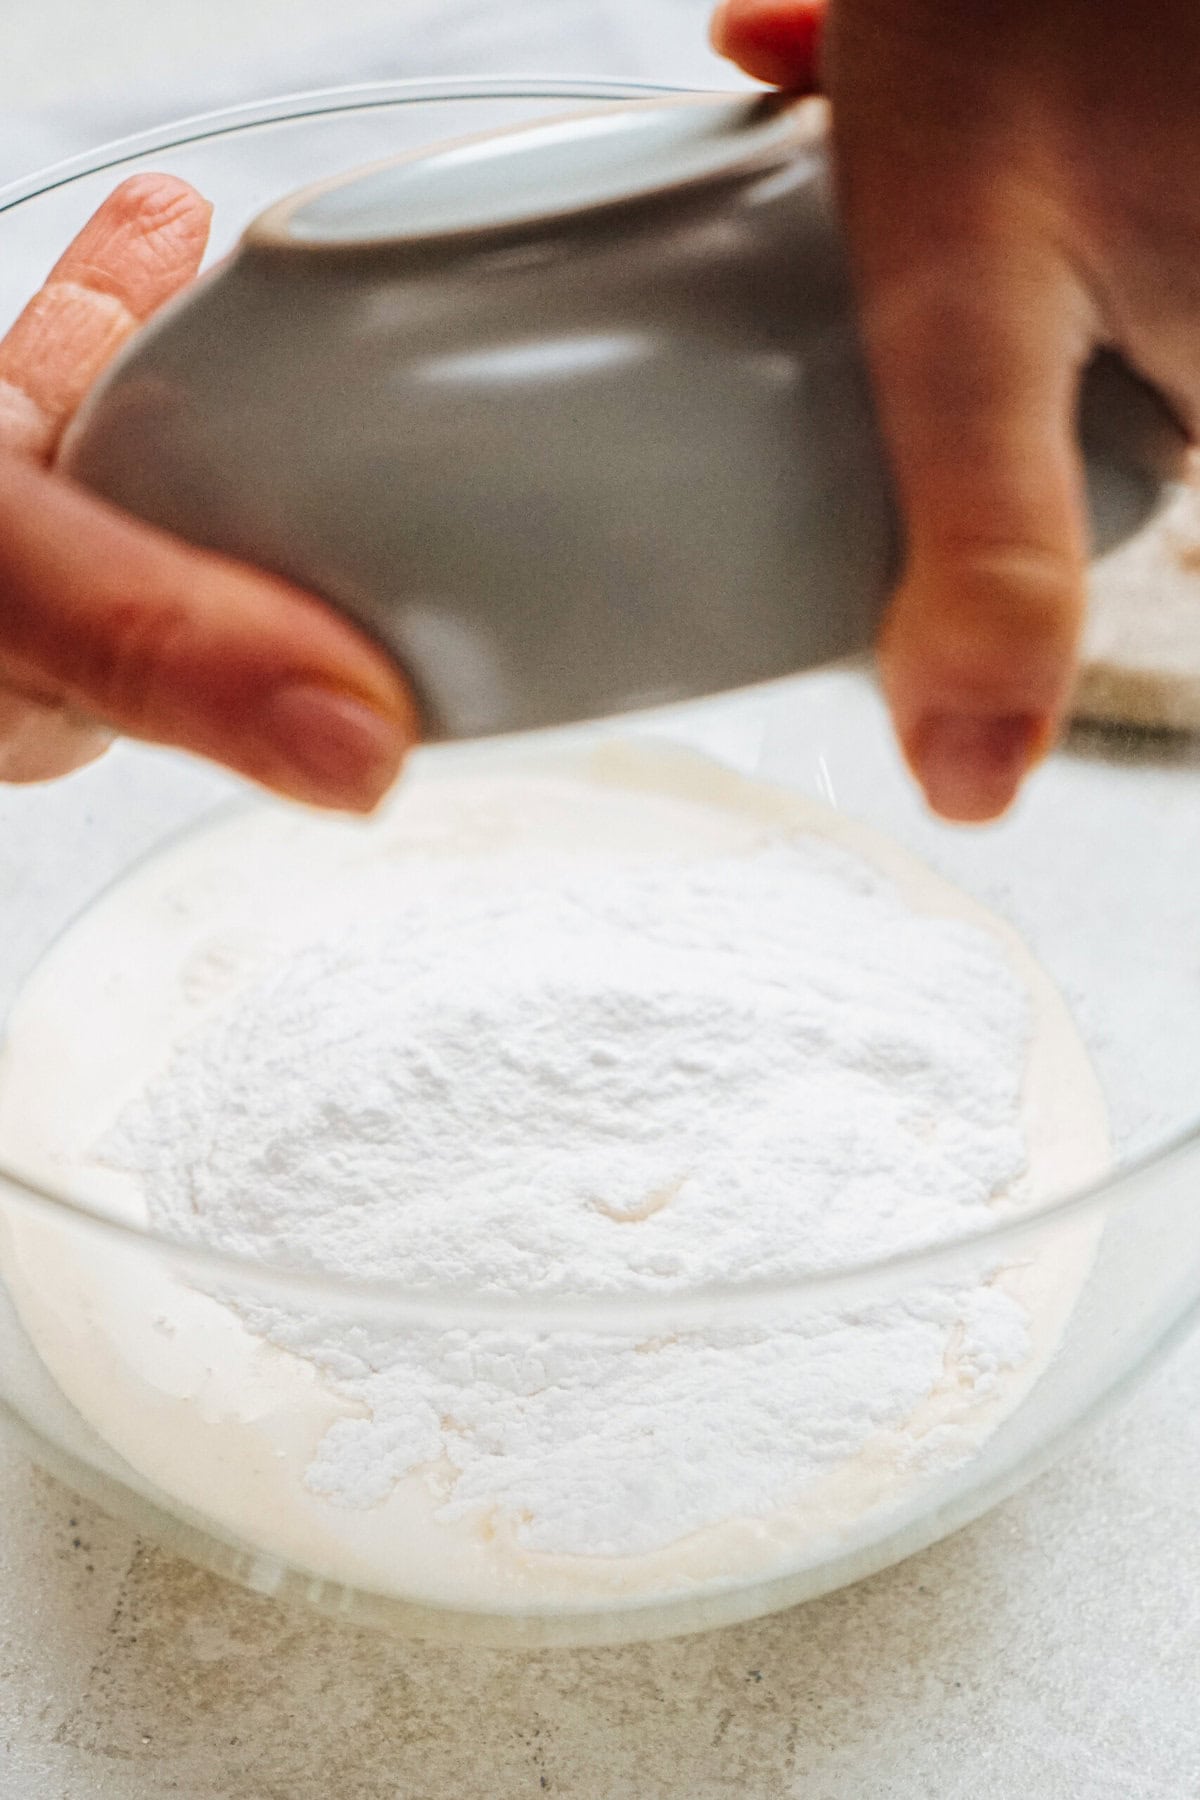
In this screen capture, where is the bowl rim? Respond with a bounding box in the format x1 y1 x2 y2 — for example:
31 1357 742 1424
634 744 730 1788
2 76 1194 1329
248 90 812 257
0 76 696 214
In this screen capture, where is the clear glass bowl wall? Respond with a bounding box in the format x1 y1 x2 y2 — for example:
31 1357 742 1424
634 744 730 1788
1 83 1199 1649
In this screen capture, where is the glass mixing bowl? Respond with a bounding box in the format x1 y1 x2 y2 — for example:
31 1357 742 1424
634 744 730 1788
2 82 1200 1650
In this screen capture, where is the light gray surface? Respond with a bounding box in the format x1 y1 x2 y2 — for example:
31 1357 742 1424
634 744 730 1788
1 1329 1198 1800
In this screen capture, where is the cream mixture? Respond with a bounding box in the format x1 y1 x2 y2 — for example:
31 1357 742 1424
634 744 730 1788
0 742 1109 1614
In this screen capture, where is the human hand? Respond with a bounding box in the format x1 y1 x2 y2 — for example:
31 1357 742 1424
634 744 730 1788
712 0 1199 820
0 175 416 807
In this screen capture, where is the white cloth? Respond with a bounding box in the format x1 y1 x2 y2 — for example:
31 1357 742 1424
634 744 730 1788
0 1 741 187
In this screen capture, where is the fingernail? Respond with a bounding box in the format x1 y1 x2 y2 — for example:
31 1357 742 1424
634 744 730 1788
910 712 1044 823
261 682 409 811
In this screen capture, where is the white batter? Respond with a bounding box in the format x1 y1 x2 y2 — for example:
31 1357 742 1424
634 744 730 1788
0 741 1108 1615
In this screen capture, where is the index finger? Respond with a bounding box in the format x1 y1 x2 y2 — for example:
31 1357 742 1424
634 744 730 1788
0 174 211 463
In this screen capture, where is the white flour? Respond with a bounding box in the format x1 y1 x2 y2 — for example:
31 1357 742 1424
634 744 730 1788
0 745 1110 1602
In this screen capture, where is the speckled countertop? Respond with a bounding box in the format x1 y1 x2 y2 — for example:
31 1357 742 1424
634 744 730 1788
3 1328 1198 1800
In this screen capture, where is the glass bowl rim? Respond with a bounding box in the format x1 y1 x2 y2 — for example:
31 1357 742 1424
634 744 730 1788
1 76 1195 1328
0 75 699 214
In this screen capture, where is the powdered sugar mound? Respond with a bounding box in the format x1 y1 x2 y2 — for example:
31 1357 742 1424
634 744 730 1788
110 840 1029 1286
286 1289 1029 1554
104 831 1037 1554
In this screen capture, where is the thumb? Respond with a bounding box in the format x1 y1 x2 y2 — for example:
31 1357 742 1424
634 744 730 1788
869 244 1096 822
832 69 1099 821
0 452 418 811
716 3 1096 822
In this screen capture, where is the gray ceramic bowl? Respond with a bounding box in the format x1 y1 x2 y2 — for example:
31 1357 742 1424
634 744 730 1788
62 91 1185 738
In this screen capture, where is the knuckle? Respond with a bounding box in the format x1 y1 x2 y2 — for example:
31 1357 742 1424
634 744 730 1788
0 688 107 783
930 536 1081 631
83 592 193 731
0 379 53 460
39 277 135 334
882 538 1082 709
